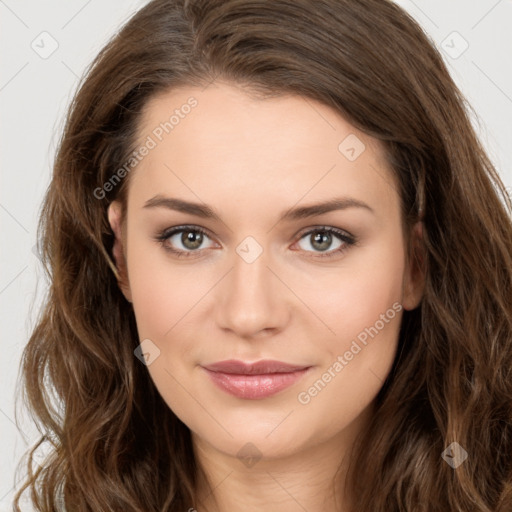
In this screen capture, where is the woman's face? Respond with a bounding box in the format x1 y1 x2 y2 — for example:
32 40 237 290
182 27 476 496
109 81 423 463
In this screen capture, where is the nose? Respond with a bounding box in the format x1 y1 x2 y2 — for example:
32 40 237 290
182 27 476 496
214 243 290 339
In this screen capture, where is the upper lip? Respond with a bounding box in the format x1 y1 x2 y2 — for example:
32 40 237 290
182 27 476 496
202 359 310 375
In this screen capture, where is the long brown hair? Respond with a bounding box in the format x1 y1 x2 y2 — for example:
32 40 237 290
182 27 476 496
15 0 512 510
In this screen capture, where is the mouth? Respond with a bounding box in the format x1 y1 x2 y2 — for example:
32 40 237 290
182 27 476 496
201 359 312 399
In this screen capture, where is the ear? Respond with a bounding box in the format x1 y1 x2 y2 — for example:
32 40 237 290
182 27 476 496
402 221 426 311
107 200 132 303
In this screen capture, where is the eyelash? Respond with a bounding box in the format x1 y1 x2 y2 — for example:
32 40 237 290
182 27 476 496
154 225 357 260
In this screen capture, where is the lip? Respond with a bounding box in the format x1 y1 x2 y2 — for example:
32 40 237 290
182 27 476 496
201 359 312 399
203 359 309 375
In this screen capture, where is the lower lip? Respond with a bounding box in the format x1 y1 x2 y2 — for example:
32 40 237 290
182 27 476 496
202 367 311 399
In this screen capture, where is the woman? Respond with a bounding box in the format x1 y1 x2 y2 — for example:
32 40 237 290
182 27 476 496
15 0 512 510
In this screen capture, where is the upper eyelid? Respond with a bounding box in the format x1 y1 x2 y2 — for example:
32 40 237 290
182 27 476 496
296 225 354 239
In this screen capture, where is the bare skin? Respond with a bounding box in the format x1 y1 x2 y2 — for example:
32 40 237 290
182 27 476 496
108 81 424 511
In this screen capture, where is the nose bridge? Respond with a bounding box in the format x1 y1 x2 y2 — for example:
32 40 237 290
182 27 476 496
215 236 287 337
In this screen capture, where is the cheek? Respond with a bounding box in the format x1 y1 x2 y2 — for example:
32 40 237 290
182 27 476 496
126 237 211 340
294 233 406 404
297 233 406 346
294 248 405 433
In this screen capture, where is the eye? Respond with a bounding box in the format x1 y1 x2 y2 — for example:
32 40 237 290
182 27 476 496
294 227 356 259
154 225 356 260
155 225 217 258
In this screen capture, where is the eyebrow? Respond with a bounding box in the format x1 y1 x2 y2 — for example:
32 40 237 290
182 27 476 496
143 195 374 222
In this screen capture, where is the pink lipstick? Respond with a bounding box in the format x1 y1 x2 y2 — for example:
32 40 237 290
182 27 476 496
202 359 311 399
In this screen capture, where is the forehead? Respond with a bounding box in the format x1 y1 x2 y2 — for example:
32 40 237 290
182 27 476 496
128 81 399 220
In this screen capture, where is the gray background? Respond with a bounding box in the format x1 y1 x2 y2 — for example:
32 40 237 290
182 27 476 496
1 0 511 508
